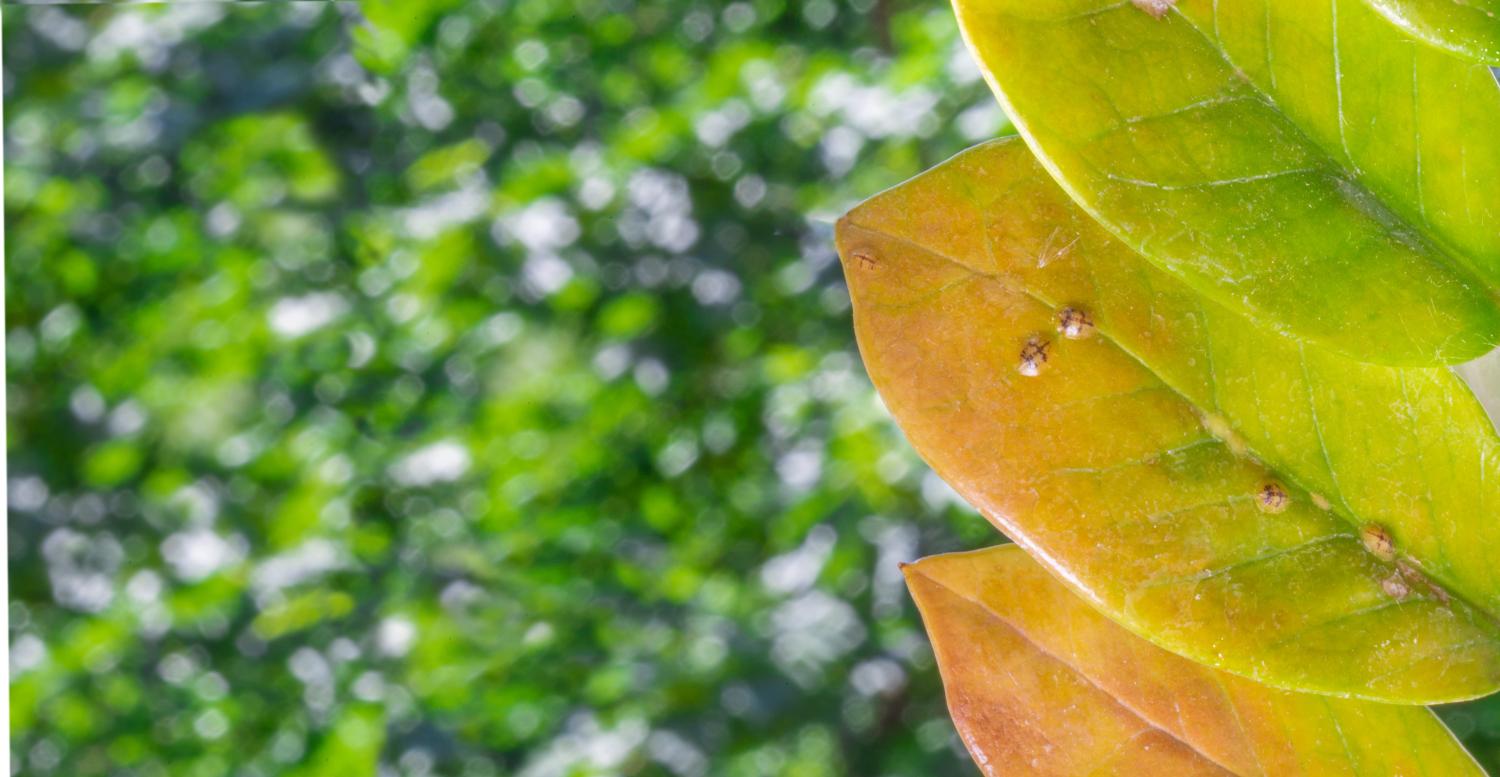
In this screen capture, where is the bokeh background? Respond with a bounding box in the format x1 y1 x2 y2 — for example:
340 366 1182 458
7 2 1500 776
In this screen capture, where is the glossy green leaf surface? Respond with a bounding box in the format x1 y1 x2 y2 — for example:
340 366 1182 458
907 545 1485 776
838 138 1500 702
1360 0 1500 62
952 0 1500 365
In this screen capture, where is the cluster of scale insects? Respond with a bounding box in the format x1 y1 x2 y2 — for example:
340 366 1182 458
1014 303 1451 606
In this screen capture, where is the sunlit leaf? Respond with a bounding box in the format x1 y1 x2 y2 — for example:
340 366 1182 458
952 0 1500 365
838 138 1500 702
1359 0 1500 62
906 545 1483 776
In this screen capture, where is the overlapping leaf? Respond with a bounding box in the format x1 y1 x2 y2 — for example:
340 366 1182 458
1359 0 1500 62
951 0 1500 365
906 545 1484 776
838 138 1500 702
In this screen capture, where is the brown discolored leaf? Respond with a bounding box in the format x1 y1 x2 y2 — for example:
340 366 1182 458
906 544 1483 776
838 137 1500 702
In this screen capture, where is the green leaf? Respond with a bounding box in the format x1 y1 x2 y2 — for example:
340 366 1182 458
952 0 1500 365
1359 0 1500 62
838 138 1500 702
907 545 1484 776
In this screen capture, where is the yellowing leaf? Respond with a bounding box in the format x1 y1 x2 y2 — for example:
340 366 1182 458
952 0 1500 365
1359 0 1500 62
905 545 1483 776
838 138 1500 702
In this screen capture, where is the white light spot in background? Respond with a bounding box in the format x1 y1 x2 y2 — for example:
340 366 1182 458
863 518 919 619
161 527 243 582
402 183 488 238
648 730 708 777
108 400 148 437
269 292 348 339
69 385 106 423
957 100 1007 141
251 539 348 597
809 72 938 139
759 525 836 595
622 169 699 253
850 657 907 697
10 475 50 512
519 714 650 777
11 634 48 675
770 590 865 688
691 269 741 306
389 440 471 486
377 617 417 657
496 197 580 253
43 529 123 613
593 344 631 381
819 125 864 177
522 254 575 296
694 100 751 148
921 470 972 513
733 174 766 209
776 446 824 492
634 358 670 396
656 434 701 478
476 312 523 347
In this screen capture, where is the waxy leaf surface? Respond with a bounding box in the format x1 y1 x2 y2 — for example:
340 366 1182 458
905 545 1483 777
838 138 1500 702
952 0 1500 365
1360 0 1500 62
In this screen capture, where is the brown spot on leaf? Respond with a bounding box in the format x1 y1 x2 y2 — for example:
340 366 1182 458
1018 335 1051 377
1361 524 1396 563
1057 307 1096 340
1255 482 1289 514
852 250 878 270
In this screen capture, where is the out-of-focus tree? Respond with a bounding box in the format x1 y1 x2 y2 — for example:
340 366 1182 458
5 2 1012 775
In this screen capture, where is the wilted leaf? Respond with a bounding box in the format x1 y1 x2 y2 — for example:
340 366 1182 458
905 545 1483 776
952 0 1500 365
1360 0 1500 62
838 138 1500 702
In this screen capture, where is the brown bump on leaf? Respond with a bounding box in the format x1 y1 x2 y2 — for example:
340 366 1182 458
1382 573 1413 600
1310 493 1332 511
1255 482 1289 514
1017 335 1051 377
1057 306 1096 339
1361 524 1396 563
852 250 878 271
1130 0 1177 19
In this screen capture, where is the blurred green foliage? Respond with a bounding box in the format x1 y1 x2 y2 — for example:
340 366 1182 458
10 2 1500 775
5 2 1011 775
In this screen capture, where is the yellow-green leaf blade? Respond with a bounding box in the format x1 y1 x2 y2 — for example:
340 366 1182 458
839 138 1500 702
952 0 1500 366
1359 0 1500 62
906 545 1485 777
